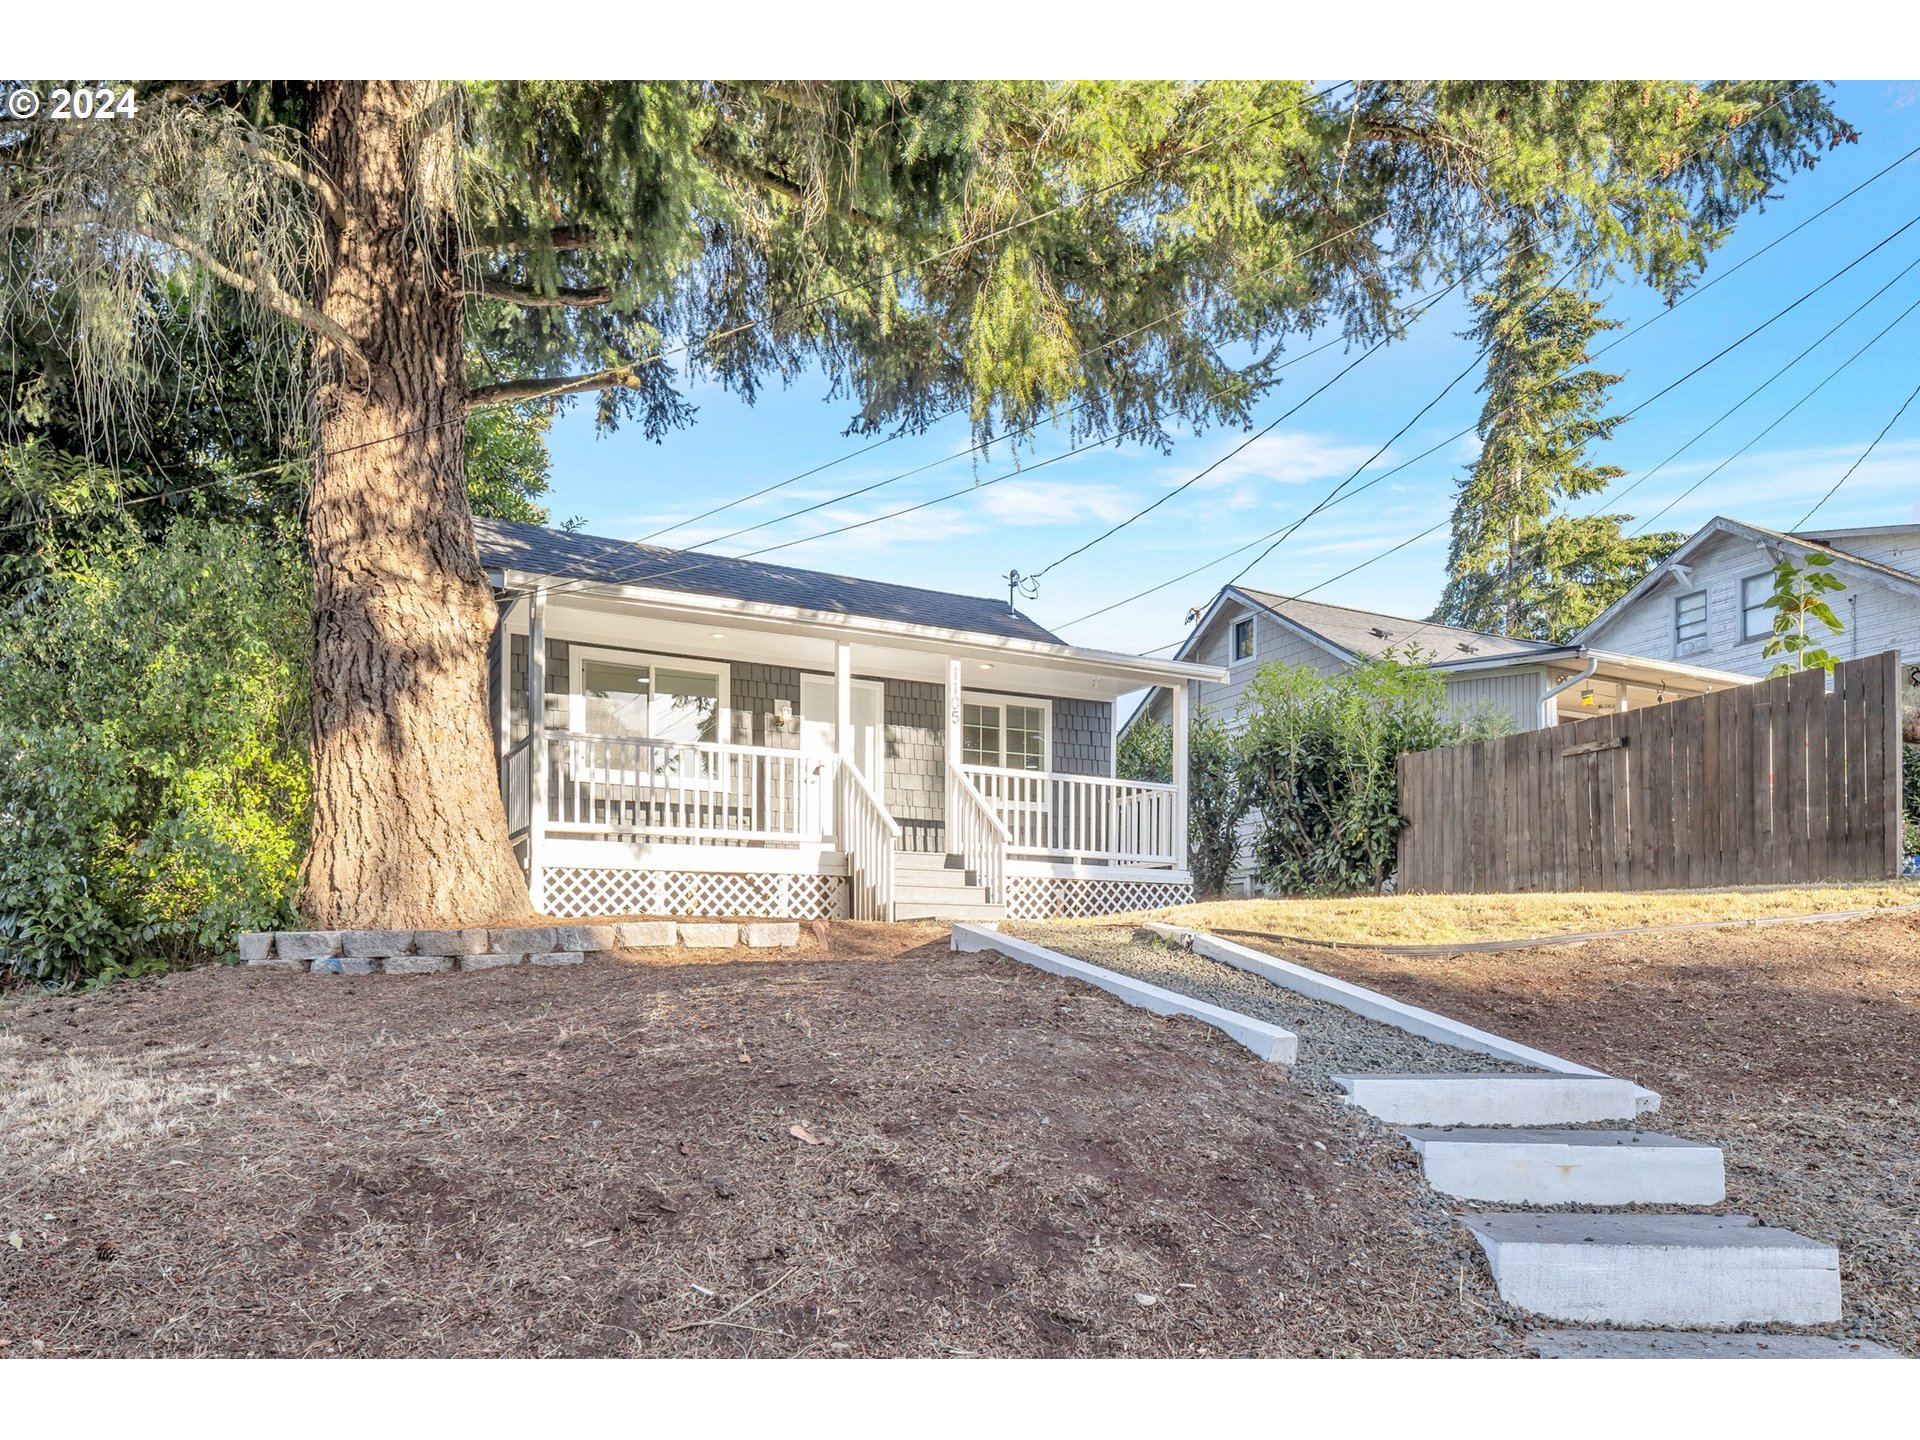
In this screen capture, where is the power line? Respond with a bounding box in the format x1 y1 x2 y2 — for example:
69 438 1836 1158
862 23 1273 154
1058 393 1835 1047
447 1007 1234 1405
1795 372 1920 529
1054 197 1920 636
1630 271 1920 533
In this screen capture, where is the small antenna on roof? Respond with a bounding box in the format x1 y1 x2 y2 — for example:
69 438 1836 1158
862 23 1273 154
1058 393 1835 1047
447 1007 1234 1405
1369 625 1392 640
1003 568 1040 613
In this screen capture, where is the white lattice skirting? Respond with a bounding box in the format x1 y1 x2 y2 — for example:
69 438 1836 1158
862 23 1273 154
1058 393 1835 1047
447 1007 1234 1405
542 867 849 920
1005 875 1195 920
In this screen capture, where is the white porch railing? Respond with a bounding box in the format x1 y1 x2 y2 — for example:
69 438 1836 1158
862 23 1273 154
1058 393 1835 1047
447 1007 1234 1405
501 735 532 838
546 733 833 843
947 765 1009 902
837 760 900 920
960 765 1180 867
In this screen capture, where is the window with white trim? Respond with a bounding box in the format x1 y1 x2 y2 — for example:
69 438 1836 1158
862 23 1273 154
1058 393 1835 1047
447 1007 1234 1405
1674 589 1708 648
962 698 1048 771
1230 615 1256 664
572 650 725 743
1740 573 1777 644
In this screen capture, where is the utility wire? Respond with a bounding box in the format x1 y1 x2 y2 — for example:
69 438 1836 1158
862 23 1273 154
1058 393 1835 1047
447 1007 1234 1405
1055 197 1920 635
1794 372 1920 529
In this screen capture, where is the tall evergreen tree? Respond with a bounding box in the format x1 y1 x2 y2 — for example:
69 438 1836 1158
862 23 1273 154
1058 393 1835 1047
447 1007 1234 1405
1 80 1853 927
1436 247 1684 641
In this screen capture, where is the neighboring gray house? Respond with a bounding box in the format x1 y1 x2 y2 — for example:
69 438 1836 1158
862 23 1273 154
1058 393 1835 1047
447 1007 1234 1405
1576 517 1920 682
1128 583 1751 893
476 517 1224 924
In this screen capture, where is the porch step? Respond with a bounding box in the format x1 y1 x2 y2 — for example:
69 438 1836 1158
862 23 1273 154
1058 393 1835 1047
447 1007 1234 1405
1330 1072 1660 1126
894 899 1007 922
1402 1128 1725 1205
894 883 994 905
894 850 972 874
1462 1213 1842 1329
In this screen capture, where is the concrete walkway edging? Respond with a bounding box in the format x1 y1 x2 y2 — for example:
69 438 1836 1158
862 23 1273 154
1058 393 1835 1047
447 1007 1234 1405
950 923 1297 1065
1144 923 1610 1079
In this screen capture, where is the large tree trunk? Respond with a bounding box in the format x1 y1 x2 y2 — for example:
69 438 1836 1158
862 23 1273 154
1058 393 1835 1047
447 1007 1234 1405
299 81 531 929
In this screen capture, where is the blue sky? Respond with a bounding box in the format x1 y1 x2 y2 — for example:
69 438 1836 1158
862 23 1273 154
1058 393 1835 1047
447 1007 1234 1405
542 80 1920 656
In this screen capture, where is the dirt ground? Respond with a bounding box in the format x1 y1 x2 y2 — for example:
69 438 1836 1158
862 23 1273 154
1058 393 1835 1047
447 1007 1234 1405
0 924 1524 1358
1234 912 1920 1356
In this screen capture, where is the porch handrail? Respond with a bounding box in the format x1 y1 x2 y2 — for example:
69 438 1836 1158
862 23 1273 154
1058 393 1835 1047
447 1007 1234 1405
947 764 1009 904
960 764 1180 867
501 734 533 838
546 731 832 843
837 759 900 921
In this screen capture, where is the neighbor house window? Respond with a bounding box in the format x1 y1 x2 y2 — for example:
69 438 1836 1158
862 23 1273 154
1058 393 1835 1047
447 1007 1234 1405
963 698 1048 771
1674 590 1708 647
573 651 724 744
1740 573 1776 643
1231 616 1256 664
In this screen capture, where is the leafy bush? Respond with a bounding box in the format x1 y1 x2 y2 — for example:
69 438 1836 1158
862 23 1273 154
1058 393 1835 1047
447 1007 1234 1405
1904 744 1919 857
1186 712 1250 897
0 520 310 985
1116 714 1173 784
1239 653 1499 895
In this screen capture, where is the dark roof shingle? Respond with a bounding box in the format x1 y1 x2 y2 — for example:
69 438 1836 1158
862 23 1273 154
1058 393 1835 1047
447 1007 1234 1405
474 516 1062 644
1234 587 1558 662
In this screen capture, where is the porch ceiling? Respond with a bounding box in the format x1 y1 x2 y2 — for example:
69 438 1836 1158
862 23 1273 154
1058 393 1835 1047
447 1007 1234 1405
496 572 1224 702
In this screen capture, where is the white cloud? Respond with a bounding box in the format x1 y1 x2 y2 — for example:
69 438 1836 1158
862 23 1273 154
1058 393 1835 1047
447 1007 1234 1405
1162 429 1391 493
973 480 1139 526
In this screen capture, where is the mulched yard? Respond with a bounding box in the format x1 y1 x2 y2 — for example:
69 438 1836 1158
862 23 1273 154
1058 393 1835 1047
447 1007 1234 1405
1220 911 1920 1357
0 924 1525 1358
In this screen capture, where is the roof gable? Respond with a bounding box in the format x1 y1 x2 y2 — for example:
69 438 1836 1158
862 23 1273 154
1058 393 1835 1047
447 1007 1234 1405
1576 515 1920 644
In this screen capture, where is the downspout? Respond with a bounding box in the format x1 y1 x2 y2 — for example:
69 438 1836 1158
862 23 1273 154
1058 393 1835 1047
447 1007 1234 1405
1539 655 1600 729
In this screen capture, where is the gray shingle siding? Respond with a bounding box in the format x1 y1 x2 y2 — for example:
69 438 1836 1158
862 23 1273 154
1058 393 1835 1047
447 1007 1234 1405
731 663 801 749
508 633 570 742
1051 697 1112 776
883 679 945 853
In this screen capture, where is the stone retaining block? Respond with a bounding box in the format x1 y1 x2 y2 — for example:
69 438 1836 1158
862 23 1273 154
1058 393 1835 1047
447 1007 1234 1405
554 924 616 952
680 923 739 948
275 931 344 963
237 932 274 963
415 928 491 957
489 927 556 955
744 922 800 948
460 951 525 971
530 950 585 966
614 921 677 948
310 956 379 976
382 955 453 976
341 929 416 959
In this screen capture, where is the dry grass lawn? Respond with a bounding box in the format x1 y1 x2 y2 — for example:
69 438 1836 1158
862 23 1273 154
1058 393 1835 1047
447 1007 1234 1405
1113 880 1920 948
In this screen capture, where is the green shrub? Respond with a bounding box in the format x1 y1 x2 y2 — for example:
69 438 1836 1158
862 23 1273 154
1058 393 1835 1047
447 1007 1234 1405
1239 652 1497 895
0 520 310 986
1116 714 1173 784
1904 744 1919 858
1186 712 1250 897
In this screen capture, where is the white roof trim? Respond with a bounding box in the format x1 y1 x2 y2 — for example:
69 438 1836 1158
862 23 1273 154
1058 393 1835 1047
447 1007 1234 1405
490 565 1227 688
1576 516 1920 644
1168 585 1359 667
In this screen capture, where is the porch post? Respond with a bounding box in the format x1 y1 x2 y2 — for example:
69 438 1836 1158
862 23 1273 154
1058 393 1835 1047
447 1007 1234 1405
944 654 964 758
494 593 518 774
834 643 853 761
1171 679 1190 871
527 584 549 911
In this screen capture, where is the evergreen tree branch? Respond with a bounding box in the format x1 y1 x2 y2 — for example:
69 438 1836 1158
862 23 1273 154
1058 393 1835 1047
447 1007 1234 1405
465 277 614 308
466 361 656 409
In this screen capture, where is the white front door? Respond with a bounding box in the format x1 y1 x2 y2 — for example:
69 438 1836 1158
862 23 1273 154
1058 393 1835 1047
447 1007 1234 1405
799 676 884 782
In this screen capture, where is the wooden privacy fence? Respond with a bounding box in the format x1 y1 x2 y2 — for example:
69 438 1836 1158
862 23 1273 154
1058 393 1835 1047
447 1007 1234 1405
1397 651 1905 894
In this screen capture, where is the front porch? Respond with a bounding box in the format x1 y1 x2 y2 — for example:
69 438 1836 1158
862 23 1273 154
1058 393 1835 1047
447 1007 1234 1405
488 571 1221 922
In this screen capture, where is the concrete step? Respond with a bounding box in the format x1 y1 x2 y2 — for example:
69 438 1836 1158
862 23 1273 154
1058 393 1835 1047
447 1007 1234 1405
1529 1329 1899 1359
1331 1072 1660 1126
1403 1128 1725 1205
1463 1213 1841 1329
895 900 1007 922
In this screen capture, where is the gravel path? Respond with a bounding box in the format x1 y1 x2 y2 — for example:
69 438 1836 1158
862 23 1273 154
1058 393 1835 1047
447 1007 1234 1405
1007 924 1539 1096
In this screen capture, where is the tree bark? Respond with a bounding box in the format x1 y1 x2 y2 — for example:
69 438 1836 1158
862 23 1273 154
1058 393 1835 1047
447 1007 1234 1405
299 81 532 929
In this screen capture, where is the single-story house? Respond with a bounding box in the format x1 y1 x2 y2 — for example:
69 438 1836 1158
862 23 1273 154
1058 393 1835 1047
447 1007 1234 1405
1125 583 1754 893
1575 516 1920 684
477 517 1225 923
